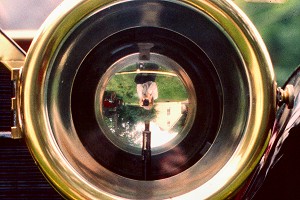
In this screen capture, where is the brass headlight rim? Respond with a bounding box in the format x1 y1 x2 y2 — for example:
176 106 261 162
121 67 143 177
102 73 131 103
22 0 276 199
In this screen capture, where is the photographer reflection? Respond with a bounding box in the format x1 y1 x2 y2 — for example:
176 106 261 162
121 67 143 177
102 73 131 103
135 63 159 110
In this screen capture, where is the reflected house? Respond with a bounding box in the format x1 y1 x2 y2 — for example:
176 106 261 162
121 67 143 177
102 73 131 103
154 101 187 131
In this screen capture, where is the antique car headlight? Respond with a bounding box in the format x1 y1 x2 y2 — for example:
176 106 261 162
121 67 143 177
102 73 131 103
1 0 287 199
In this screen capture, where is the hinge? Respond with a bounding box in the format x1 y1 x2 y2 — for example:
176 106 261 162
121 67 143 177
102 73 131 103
0 29 25 139
11 68 23 139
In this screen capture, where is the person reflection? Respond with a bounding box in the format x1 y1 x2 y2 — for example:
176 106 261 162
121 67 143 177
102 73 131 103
135 64 159 110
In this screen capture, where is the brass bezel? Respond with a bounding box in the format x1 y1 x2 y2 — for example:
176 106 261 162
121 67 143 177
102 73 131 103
22 0 276 199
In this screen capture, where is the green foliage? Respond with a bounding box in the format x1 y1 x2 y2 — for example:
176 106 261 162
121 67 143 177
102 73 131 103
118 105 157 125
103 105 157 147
106 74 138 104
234 0 300 85
106 73 188 104
156 76 188 101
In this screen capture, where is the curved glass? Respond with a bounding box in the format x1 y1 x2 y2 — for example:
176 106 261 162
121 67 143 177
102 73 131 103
95 53 196 155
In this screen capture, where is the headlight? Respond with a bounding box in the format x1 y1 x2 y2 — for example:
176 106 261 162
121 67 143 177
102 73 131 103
1 0 281 199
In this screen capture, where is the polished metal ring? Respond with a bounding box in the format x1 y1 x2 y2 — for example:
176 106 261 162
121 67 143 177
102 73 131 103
22 0 276 199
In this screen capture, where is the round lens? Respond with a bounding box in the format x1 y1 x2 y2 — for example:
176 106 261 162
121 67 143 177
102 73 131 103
96 53 195 155
71 27 222 180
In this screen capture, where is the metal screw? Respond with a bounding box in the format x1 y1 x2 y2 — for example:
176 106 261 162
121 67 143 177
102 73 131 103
277 84 294 109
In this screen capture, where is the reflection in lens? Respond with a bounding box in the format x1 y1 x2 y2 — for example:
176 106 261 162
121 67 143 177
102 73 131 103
97 54 195 155
73 27 222 180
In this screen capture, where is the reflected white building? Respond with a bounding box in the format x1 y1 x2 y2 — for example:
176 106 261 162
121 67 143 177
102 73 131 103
132 101 188 148
154 101 187 131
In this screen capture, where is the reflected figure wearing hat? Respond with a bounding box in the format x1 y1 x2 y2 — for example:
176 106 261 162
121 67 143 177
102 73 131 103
135 69 158 110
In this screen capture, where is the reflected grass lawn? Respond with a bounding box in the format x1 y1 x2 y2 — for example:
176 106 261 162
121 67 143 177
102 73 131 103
105 73 188 104
156 76 188 101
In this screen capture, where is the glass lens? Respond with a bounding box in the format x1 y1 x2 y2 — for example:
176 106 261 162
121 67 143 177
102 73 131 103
96 54 195 155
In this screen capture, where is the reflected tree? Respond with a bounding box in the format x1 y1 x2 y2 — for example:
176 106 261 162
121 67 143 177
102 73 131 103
104 105 157 147
235 0 300 85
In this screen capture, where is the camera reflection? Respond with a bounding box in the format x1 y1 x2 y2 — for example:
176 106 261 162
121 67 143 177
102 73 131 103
135 63 158 110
